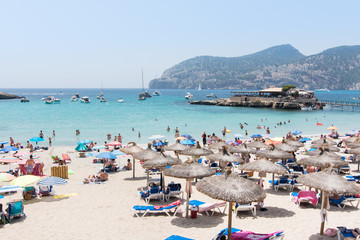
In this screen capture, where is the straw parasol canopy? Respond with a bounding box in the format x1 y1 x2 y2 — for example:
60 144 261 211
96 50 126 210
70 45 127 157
256 148 293 160
284 140 304 148
238 159 287 175
180 141 213 157
119 142 143 155
311 138 337 146
133 143 161 161
275 143 299 152
206 146 244 166
246 141 268 149
165 142 189 152
298 152 347 168
208 141 228 150
196 169 266 240
310 143 340 152
164 158 215 218
346 142 360 148
347 147 360 171
228 144 256 154
344 136 360 144
297 168 360 235
141 154 181 169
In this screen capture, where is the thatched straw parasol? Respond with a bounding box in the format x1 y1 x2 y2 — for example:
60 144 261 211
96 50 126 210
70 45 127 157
131 143 161 178
275 143 299 152
346 142 360 148
180 141 213 157
206 146 244 169
119 142 144 178
165 142 189 152
297 168 360 235
298 152 347 168
142 153 181 190
344 136 360 144
347 147 360 171
305 148 340 156
208 141 228 150
164 158 215 218
256 149 293 160
196 169 266 240
284 140 304 148
246 141 268 149
310 143 340 152
228 144 256 154
311 138 337 146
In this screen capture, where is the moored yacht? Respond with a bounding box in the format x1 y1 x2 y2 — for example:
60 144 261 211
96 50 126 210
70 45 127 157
206 93 218 98
185 92 194 99
153 90 161 96
80 96 91 103
20 97 30 103
99 97 107 102
70 93 80 102
96 92 104 99
44 96 60 104
117 98 124 103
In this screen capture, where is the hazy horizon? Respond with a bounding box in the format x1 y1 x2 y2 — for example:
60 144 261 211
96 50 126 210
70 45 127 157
1 0 359 88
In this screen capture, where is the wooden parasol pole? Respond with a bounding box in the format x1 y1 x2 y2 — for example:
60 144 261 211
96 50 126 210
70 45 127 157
186 179 190 218
132 158 135 178
320 191 328 235
228 201 233 240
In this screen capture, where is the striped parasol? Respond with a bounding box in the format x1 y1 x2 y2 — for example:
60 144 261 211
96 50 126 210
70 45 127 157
38 176 68 186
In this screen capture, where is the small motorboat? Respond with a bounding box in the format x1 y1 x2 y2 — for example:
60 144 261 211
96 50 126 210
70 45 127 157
99 97 107 102
185 92 194 99
20 97 30 103
80 96 91 103
153 90 161 96
353 97 360 100
96 92 104 99
44 96 60 104
138 95 146 101
117 98 124 103
206 93 218 98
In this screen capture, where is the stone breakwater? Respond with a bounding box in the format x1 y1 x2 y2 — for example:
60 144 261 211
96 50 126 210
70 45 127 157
0 92 22 99
189 97 322 110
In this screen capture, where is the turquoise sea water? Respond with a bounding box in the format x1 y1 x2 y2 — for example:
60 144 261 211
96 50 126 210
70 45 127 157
1 88 360 146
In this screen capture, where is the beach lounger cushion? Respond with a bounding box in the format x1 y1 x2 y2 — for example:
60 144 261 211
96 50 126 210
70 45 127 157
213 228 284 240
189 200 226 216
133 200 181 217
165 235 194 240
290 191 318 207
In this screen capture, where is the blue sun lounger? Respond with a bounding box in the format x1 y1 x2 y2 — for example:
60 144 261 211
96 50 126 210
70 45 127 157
133 200 181 217
165 235 194 240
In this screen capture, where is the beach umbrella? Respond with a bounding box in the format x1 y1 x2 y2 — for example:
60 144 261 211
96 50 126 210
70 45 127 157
297 168 360 235
284 140 304 148
119 142 143 155
164 158 215 218
0 173 16 182
0 146 19 152
180 141 213 157
257 149 293 160
299 137 312 143
29 137 44 143
0 141 8 145
175 136 187 141
208 141 228 150
111 150 125 156
13 151 30 157
77 139 92 145
149 135 166 141
227 144 256 154
299 149 346 168
292 130 302 135
344 136 360 144
75 143 88 152
180 139 196 145
312 138 337 146
165 142 189 152
226 141 239 146
346 142 360 148
107 141 122 146
206 146 244 169
196 169 266 240
246 141 268 149
263 134 274 139
251 134 263 139
0 185 23 200
38 176 68 186
346 147 360 171
96 152 117 160
327 126 338 130
234 134 244 138
132 144 161 178
275 143 299 153
309 144 340 152
181 134 192 139
142 153 181 190
10 175 41 187
0 157 21 164
153 141 165 147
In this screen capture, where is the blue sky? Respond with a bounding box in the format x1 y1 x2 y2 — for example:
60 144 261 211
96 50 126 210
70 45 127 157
1 0 359 88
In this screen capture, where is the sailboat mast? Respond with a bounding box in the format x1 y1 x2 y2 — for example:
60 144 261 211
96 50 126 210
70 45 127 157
142 69 144 91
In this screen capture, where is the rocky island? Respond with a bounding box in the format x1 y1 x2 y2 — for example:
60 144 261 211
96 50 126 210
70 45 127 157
0 92 22 100
190 86 325 110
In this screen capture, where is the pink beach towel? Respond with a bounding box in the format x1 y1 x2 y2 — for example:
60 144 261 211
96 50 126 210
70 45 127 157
294 191 318 205
232 231 282 240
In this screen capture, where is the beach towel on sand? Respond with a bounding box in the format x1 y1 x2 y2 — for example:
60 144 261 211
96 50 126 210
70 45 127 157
292 191 318 205
231 231 283 240
54 193 78 199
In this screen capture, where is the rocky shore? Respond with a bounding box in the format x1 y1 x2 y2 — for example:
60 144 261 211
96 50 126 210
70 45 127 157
0 92 22 99
189 98 316 110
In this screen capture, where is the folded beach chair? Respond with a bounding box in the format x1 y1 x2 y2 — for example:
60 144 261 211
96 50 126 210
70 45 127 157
290 191 318 207
269 177 291 192
62 154 72 163
329 195 360 209
189 200 227 216
165 235 194 240
212 228 284 240
165 183 184 201
132 199 181 217
235 203 256 217
6 200 25 222
39 186 51 197
138 186 164 203
337 227 360 240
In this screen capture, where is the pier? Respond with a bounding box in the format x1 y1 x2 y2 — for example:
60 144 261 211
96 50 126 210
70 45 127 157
319 100 360 111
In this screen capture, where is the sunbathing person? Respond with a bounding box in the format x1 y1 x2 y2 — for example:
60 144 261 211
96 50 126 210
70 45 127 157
122 159 132 170
104 159 118 171
98 169 108 181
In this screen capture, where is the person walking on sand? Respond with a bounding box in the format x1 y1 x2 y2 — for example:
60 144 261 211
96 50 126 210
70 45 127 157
202 132 207 146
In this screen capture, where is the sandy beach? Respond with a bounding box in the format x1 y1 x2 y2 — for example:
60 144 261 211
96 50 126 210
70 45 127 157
1 136 360 240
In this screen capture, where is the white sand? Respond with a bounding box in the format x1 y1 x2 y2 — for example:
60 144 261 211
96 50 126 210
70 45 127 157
1 139 360 240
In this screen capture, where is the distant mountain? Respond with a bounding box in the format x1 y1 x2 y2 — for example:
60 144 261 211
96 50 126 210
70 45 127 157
149 44 360 90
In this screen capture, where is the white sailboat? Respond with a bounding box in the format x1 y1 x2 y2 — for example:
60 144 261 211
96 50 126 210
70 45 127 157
197 83 202 91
